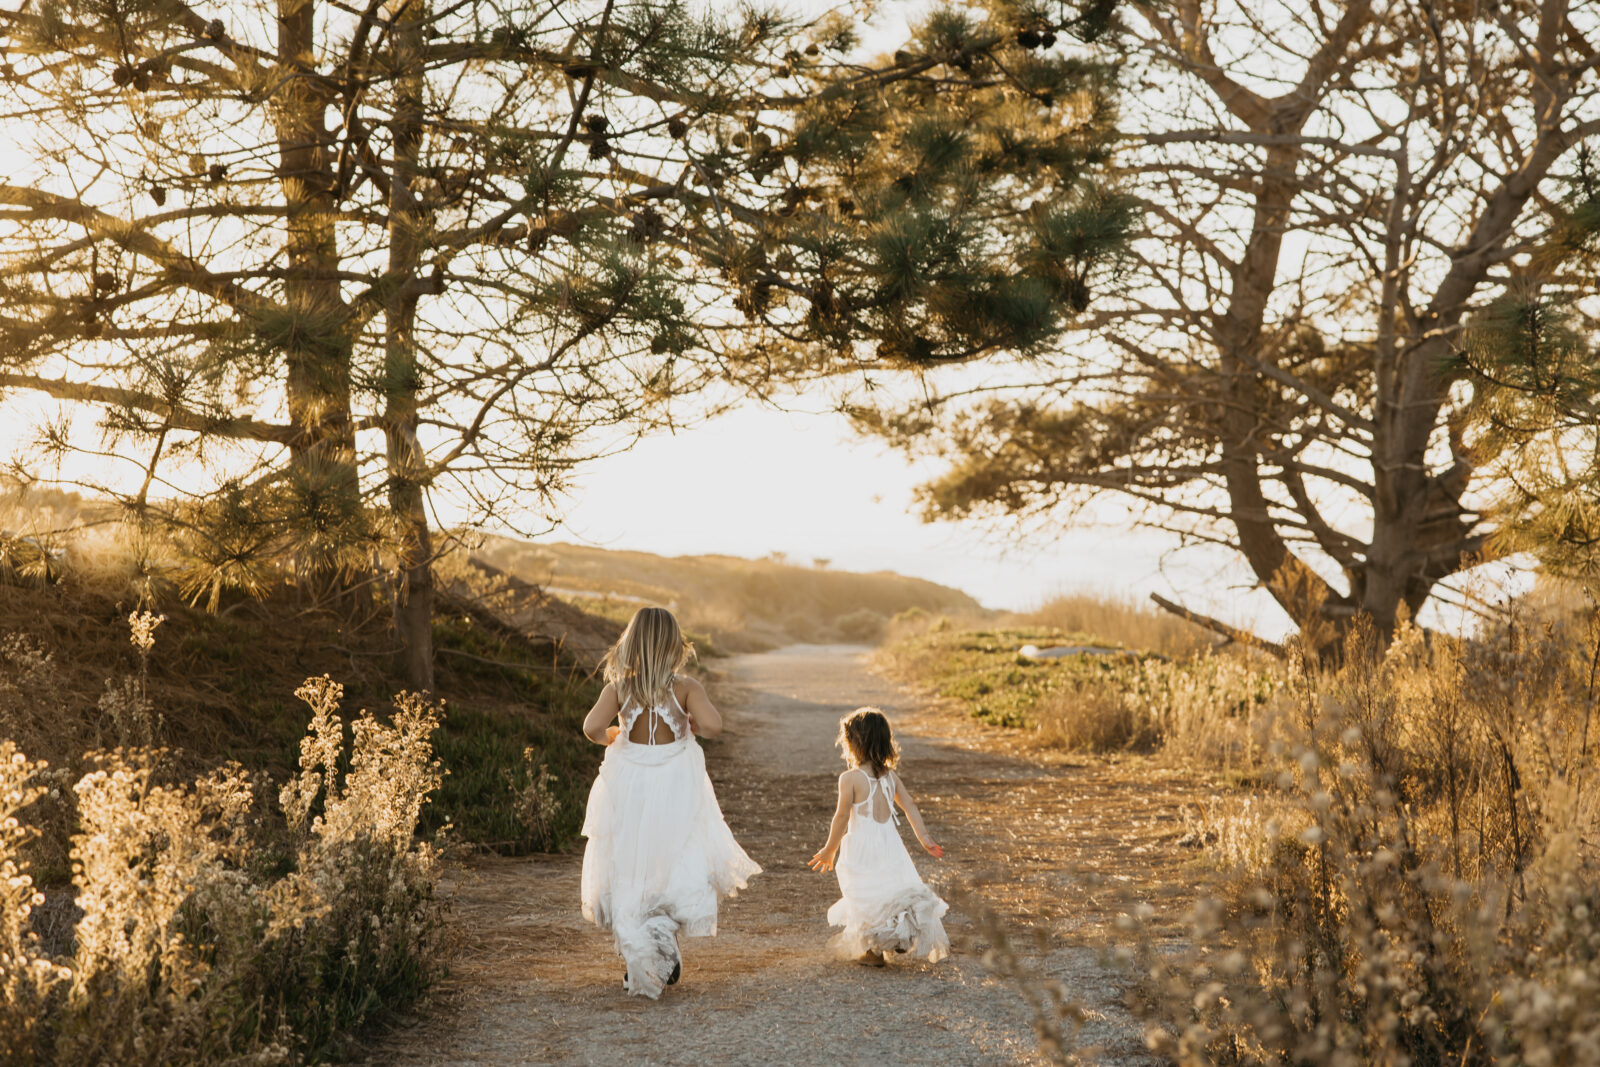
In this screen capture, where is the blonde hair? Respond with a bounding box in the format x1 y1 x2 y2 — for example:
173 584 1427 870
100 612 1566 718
603 607 692 711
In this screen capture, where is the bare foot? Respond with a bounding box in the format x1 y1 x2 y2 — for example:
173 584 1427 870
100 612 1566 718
856 950 886 968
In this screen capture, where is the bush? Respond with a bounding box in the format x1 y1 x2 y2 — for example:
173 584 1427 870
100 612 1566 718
834 608 889 643
878 624 1282 758
1132 615 1600 1065
0 666 448 1065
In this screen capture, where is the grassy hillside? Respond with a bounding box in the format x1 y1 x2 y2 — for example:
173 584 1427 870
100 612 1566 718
876 596 1276 758
0 574 606 866
477 537 988 652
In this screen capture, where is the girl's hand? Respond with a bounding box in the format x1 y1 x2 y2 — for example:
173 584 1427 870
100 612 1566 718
922 840 944 858
808 845 838 873
605 725 621 745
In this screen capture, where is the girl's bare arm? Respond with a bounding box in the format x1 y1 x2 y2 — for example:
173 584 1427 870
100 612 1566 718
677 676 723 738
894 775 944 857
808 773 856 872
581 683 622 745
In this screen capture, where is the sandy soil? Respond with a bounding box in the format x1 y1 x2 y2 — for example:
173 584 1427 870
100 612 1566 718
362 645 1204 1066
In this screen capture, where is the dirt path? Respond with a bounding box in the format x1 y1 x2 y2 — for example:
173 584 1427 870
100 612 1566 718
366 646 1202 1066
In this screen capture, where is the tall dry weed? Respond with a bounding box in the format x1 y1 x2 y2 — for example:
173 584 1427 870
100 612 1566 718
1024 592 1218 658
1133 613 1600 1065
0 634 448 1063
1031 653 1284 764
0 743 69 1065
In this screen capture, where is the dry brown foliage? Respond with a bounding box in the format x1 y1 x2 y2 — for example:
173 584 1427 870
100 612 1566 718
1128 608 1600 1064
0 620 449 1065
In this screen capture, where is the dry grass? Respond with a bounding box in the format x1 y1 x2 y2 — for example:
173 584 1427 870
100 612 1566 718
888 589 1600 1064
877 619 1282 767
1127 606 1600 1065
0 618 449 1065
1018 592 1220 659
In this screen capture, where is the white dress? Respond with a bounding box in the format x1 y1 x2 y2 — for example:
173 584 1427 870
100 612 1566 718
580 685 761 998
827 769 950 962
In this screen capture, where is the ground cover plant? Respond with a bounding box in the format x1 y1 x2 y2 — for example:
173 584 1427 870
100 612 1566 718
0 519 613 1060
877 602 1283 764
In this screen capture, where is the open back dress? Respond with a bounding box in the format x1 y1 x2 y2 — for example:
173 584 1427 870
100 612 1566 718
826 768 949 962
580 683 761 997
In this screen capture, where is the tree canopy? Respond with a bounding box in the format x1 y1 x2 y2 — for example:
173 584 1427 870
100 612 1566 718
859 0 1600 648
0 0 1132 682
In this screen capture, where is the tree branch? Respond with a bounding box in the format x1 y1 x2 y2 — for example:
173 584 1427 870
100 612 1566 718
1149 592 1286 657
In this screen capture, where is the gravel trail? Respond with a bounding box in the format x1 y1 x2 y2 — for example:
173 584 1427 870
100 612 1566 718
365 645 1192 1066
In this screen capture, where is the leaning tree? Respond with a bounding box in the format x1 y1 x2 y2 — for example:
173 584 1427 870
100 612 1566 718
859 0 1600 648
0 0 1130 684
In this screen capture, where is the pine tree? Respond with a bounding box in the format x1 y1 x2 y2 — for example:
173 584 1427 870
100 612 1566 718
0 0 1129 685
1459 151 1600 590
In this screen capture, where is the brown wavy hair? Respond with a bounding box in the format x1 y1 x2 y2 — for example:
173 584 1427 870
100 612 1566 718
836 706 899 776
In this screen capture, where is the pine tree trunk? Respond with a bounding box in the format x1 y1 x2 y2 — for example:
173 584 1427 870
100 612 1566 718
276 0 359 603
384 0 434 691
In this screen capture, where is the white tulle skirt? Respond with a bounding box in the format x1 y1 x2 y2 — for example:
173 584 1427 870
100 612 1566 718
827 815 949 962
580 735 761 998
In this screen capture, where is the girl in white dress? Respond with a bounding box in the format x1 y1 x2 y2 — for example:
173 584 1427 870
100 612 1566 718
579 607 761 998
808 706 949 966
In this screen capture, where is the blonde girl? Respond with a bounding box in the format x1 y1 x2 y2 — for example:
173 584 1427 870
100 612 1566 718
579 607 760 998
809 707 948 966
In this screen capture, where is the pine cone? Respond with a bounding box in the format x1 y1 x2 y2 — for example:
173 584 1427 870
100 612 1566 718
204 19 226 41
667 118 688 139
583 113 608 134
112 65 134 87
1039 31 1058 48
1016 29 1042 49
209 162 227 183
93 271 117 292
150 185 167 207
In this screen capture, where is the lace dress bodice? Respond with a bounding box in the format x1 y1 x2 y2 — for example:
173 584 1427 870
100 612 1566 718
851 771 899 826
620 683 691 744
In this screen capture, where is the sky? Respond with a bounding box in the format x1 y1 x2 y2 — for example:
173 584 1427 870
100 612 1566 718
517 399 1285 628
